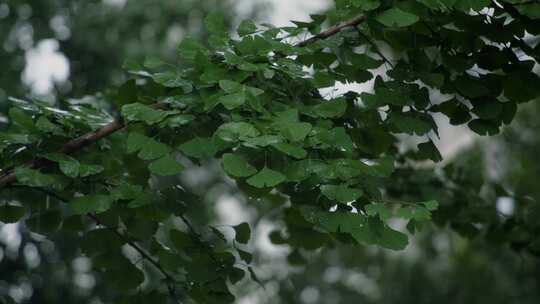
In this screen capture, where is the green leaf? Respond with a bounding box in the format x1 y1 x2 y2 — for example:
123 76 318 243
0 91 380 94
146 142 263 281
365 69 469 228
280 122 312 142
310 99 347 118
152 71 193 92
229 267 246 284
0 205 26 223
121 103 167 125
143 56 165 69
238 20 258 36
388 112 433 136
9 108 35 132
272 143 307 159
238 248 253 264
178 137 217 159
417 141 443 162
126 132 147 153
321 184 363 204
243 135 283 148
36 116 63 135
472 100 503 119
149 155 184 176
234 222 251 244
376 8 419 27
468 119 500 136
312 71 335 88
351 0 380 10
219 80 243 93
128 193 154 208
514 3 540 19
43 153 80 178
222 153 257 177
161 114 196 128
246 167 286 188
365 203 392 220
422 200 439 211
205 12 226 35
27 209 62 233
220 92 247 110
504 71 540 103
216 122 260 142
137 137 172 160
44 154 102 178
349 53 384 69
111 183 143 201
416 0 457 10
79 164 104 177
15 168 67 190
178 37 208 61
70 195 114 215
454 0 490 11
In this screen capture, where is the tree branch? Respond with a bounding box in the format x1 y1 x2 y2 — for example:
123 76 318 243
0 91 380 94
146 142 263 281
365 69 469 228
296 15 366 47
0 14 366 189
0 119 125 187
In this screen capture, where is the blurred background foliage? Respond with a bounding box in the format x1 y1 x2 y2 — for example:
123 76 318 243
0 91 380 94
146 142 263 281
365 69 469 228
1 0 540 303
0 0 242 110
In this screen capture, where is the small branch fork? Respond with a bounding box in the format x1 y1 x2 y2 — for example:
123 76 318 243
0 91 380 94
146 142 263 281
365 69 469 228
0 13 367 188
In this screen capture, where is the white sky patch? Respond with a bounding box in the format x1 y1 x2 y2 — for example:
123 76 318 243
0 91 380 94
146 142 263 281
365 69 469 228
102 0 127 8
215 195 253 225
266 0 331 26
22 39 69 95
497 197 515 216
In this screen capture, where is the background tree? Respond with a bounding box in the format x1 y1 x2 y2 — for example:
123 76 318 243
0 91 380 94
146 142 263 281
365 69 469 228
0 0 237 99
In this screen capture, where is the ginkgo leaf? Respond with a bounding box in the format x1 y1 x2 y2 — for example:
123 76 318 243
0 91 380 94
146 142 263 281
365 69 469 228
365 203 392 220
121 103 168 125
216 122 260 142
376 8 419 27
310 99 347 118
43 153 80 178
272 142 307 159
126 132 147 153
0 205 26 223
321 184 363 204
70 195 114 215
148 155 184 176
280 122 312 142
222 153 257 177
219 80 243 93
219 92 246 110
238 20 258 36
138 139 172 160
246 167 286 188
15 168 68 190
234 222 251 244
79 164 105 177
178 137 217 159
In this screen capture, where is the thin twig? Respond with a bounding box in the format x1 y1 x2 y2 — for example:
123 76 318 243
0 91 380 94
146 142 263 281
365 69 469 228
296 15 366 47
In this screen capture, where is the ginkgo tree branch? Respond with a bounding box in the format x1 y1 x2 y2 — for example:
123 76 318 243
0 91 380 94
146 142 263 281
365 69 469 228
296 15 366 47
0 119 126 187
0 14 366 189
